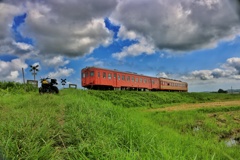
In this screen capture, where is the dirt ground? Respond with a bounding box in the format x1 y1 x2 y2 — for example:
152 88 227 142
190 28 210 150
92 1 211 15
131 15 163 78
147 100 240 112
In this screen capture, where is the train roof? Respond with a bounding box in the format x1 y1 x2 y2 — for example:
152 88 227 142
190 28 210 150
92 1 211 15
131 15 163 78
82 66 186 83
82 66 142 76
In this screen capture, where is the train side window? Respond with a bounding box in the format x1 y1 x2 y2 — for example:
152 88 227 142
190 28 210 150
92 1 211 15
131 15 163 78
108 73 112 79
90 71 94 76
122 75 125 80
98 72 100 77
82 73 85 78
127 76 130 81
136 78 138 82
103 72 106 78
114 73 116 78
118 75 120 80
140 78 142 83
132 77 134 82
86 72 88 77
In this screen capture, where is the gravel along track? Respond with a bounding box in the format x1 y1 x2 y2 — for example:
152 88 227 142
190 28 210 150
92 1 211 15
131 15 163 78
147 100 240 112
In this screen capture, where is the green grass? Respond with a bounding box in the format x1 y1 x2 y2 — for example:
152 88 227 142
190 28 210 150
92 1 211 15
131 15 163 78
0 84 239 159
88 90 240 108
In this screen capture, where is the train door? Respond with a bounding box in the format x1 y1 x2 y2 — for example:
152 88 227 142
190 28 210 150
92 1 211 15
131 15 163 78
159 79 162 90
148 78 151 90
150 78 152 90
113 72 117 88
97 71 101 84
81 71 86 87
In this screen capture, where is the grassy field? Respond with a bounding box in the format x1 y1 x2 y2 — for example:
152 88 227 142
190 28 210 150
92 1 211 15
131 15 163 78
0 83 239 159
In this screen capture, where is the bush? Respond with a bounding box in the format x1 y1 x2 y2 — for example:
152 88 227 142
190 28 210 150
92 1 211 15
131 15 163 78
218 89 227 93
0 81 37 93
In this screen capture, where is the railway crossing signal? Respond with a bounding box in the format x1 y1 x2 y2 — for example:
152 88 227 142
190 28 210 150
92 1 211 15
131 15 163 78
30 65 39 80
61 79 66 88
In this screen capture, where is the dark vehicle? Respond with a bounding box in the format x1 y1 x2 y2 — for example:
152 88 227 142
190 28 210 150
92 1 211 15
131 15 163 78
39 77 59 94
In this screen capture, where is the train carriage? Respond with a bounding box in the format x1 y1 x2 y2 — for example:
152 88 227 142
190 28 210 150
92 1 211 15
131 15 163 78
81 67 188 92
159 78 188 92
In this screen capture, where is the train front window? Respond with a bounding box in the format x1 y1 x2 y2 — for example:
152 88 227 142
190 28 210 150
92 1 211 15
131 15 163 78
82 73 85 78
90 71 94 76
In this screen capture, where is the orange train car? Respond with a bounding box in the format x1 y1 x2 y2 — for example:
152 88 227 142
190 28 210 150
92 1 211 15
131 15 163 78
81 66 188 92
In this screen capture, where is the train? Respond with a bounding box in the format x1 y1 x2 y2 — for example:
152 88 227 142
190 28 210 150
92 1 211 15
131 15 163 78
81 66 188 92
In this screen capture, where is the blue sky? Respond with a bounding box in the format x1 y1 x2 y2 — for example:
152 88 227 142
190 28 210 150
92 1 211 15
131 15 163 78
1 0 240 92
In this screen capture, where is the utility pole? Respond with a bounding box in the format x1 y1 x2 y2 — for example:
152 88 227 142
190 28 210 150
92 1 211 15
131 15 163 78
22 68 25 84
22 68 26 91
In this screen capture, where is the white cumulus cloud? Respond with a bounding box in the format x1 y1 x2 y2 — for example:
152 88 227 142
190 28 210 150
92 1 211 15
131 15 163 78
0 58 28 81
111 0 240 53
183 57 240 81
112 38 155 59
42 56 69 68
48 67 74 79
18 0 117 57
